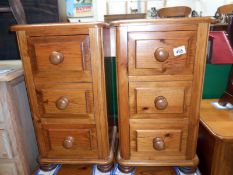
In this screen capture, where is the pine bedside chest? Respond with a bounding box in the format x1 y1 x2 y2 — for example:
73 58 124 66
12 23 116 173
112 18 211 174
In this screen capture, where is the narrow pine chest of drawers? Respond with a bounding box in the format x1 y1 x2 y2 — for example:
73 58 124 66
112 18 211 173
12 23 116 172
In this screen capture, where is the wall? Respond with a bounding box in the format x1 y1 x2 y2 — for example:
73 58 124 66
195 0 233 16
61 0 233 22
96 0 233 21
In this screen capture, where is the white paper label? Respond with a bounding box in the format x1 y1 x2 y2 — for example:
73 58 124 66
173 46 186 56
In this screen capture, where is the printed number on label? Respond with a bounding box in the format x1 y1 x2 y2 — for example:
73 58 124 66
173 46 186 57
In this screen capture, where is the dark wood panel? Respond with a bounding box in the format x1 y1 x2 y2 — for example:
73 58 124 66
0 12 19 60
197 124 215 175
0 0 59 60
21 0 59 23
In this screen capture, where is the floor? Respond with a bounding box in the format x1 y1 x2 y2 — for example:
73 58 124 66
45 165 176 175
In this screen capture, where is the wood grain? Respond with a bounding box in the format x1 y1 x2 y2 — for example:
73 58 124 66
40 123 98 159
111 17 212 27
136 129 182 152
40 84 94 116
31 35 91 71
130 119 188 160
217 4 233 14
11 22 108 33
158 6 191 18
186 23 209 160
198 123 233 175
28 35 92 83
14 24 115 169
128 75 193 82
129 81 192 115
198 99 233 175
116 26 130 159
115 18 210 169
128 31 196 76
117 149 199 167
104 13 146 23
200 99 233 140
89 27 110 159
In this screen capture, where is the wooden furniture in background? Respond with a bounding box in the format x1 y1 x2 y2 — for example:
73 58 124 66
112 18 211 174
0 61 38 175
197 99 233 175
12 23 116 173
217 3 233 14
104 13 146 23
215 4 233 24
158 6 191 18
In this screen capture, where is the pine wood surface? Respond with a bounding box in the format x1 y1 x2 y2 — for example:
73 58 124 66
158 6 191 18
197 99 233 175
111 17 212 26
14 24 115 169
217 4 233 14
200 99 233 140
34 165 176 175
11 22 108 32
115 18 210 169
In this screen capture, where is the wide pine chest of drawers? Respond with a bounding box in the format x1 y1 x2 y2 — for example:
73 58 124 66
12 23 116 172
112 18 211 172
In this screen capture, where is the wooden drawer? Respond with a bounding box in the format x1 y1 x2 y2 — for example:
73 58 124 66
28 35 92 83
39 123 98 159
0 130 12 159
128 31 197 76
130 119 188 160
129 81 192 117
37 83 94 119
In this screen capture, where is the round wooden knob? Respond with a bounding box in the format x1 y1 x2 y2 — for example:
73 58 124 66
56 97 69 110
49 51 64 65
153 137 165 151
63 136 74 149
154 48 169 62
154 96 168 110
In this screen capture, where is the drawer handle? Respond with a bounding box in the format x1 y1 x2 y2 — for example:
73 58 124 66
63 136 74 149
154 48 169 62
153 137 165 151
154 96 168 110
56 97 69 110
49 51 64 65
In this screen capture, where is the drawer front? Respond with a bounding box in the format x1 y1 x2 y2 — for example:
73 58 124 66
0 130 12 159
130 120 188 160
128 31 196 76
37 83 94 119
40 123 98 159
129 81 192 116
28 35 92 83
